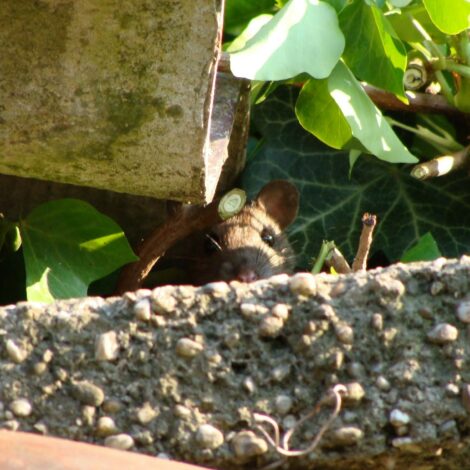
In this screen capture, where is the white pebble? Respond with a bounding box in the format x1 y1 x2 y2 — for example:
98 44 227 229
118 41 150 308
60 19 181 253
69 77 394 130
96 416 119 437
232 431 268 458
376 376 391 391
137 403 157 425
104 433 134 450
259 316 284 338
272 304 290 320
335 324 354 344
329 426 363 446
195 424 224 449
271 364 291 382
243 377 256 394
176 338 203 358
345 382 365 403
427 323 458 344
95 331 119 361
390 409 411 427
275 395 293 415
457 299 470 323
5 339 26 363
134 299 151 321
10 398 32 417
174 405 192 419
289 273 316 296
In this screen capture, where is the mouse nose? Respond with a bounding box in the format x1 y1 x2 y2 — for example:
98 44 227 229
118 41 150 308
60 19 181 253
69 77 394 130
237 269 258 283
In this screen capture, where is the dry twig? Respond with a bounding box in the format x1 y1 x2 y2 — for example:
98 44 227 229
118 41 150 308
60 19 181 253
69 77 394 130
352 213 377 272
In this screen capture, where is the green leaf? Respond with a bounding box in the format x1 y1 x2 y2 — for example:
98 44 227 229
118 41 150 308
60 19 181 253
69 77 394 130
244 86 470 267
230 0 345 80
226 15 274 53
423 0 470 35
20 199 138 303
400 232 441 263
296 78 352 149
224 0 276 36
389 0 412 7
327 62 418 163
339 0 407 100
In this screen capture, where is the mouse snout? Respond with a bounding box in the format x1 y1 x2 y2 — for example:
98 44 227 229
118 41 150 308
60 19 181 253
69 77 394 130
236 268 258 283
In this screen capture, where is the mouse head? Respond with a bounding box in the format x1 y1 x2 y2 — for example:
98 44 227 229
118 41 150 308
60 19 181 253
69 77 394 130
190 180 299 285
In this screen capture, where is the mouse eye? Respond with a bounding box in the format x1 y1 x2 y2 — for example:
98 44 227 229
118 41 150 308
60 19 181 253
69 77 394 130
204 232 221 254
261 228 275 247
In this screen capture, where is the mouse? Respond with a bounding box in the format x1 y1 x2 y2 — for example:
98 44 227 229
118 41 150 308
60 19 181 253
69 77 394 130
179 180 300 285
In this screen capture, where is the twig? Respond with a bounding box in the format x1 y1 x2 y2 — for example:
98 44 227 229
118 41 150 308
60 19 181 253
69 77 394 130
410 145 470 180
218 52 467 118
352 213 377 272
115 189 246 294
325 246 352 274
255 384 347 469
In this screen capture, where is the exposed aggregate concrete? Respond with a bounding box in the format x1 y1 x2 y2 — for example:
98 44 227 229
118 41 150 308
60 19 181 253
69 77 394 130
1 257 470 469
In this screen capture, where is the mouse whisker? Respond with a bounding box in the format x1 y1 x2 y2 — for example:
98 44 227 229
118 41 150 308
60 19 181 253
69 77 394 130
205 233 223 252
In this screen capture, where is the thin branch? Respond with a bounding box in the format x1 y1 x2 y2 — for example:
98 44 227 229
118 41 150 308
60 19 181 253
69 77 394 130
352 213 377 272
410 145 470 180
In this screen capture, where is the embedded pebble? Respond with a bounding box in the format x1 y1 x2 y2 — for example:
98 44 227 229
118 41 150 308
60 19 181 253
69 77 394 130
174 405 192 420
95 331 119 361
104 433 134 450
282 415 297 429
102 399 123 414
240 303 258 318
33 362 48 376
5 339 26 363
82 405 96 426
232 431 268 458
344 382 365 404
42 349 53 363
427 323 458 344
134 430 154 446
289 273 316 296
430 281 444 296
33 422 48 434
203 282 230 295
243 377 256 394
96 416 119 437
259 316 284 338
272 304 290 320
152 289 177 314
195 424 224 449
335 324 354 344
71 381 105 406
329 426 363 446
445 383 460 396
271 364 291 382
224 332 240 348
134 299 151 321
391 437 422 453
136 403 157 425
275 395 293 415
10 399 32 417
176 338 204 358
390 409 411 427
371 313 383 331
347 362 365 378
376 376 391 391
456 298 470 323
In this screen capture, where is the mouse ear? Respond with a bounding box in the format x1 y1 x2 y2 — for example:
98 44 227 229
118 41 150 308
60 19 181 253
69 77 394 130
255 180 299 229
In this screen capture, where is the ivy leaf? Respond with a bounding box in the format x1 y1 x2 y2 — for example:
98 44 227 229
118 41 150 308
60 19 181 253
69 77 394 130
244 86 470 267
328 62 418 163
20 199 138 303
400 232 441 263
422 0 470 35
339 0 407 100
296 78 352 149
226 14 273 53
230 0 345 80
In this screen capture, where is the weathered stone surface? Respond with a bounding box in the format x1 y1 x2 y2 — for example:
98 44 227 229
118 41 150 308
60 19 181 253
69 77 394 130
1 258 470 469
0 0 226 202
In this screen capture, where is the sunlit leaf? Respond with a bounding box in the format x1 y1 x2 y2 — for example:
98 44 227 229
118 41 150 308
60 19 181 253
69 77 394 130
401 232 441 262
20 199 138 303
423 0 470 34
230 0 344 80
